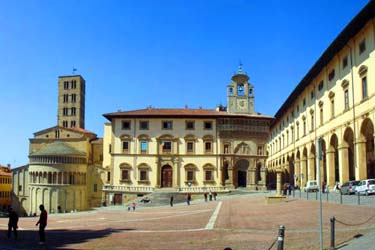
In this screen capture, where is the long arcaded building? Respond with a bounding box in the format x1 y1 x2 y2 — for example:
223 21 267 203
266 1 375 190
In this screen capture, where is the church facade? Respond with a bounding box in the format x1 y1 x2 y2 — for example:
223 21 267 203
266 1 375 191
102 67 272 205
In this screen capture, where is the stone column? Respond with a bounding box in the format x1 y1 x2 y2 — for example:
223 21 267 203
276 168 282 196
338 145 349 184
308 156 316 180
260 167 266 190
301 158 307 188
225 165 235 189
294 160 300 188
326 149 336 188
355 138 367 180
247 167 257 190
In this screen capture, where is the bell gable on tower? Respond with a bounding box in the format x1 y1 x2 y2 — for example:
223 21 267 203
227 64 255 114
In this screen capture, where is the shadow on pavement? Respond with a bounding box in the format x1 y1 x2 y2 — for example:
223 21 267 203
1 228 134 250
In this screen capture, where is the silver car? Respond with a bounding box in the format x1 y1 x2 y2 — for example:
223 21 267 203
356 179 375 196
340 180 360 195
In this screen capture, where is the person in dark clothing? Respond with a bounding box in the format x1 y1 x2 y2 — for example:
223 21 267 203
8 207 19 239
170 195 174 207
36 204 48 244
186 193 191 205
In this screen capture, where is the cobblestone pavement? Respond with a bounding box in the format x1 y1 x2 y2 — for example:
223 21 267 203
0 192 374 250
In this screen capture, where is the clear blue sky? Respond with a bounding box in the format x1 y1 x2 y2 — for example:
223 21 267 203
0 0 369 167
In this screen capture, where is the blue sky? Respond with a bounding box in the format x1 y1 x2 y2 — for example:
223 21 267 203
0 0 369 166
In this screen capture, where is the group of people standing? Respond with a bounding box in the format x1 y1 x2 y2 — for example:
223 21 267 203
6 204 48 245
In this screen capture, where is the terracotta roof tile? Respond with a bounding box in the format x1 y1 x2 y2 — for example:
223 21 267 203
104 108 273 120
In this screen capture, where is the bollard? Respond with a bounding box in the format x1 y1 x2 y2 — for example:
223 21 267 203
357 192 360 205
307 191 309 200
277 225 285 250
293 189 295 198
326 191 329 202
299 189 301 198
330 217 335 250
316 191 318 200
340 192 342 204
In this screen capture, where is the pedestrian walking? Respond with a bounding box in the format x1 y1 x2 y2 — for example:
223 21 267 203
204 192 208 202
213 192 217 201
170 195 174 207
322 181 326 193
209 190 213 201
8 207 19 240
132 202 136 211
35 204 48 245
186 193 191 205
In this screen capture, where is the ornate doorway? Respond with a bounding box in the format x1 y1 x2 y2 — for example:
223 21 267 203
236 159 249 187
161 165 173 187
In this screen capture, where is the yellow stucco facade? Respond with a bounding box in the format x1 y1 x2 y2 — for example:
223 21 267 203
0 165 12 209
102 68 272 205
266 2 375 192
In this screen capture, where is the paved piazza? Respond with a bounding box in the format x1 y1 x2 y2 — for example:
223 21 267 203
1 194 375 250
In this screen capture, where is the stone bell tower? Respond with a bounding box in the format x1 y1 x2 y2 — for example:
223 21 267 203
57 75 86 128
227 64 255 114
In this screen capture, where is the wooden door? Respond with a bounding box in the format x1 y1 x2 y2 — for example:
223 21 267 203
161 165 173 187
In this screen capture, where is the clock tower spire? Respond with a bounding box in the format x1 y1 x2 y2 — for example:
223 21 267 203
227 64 255 114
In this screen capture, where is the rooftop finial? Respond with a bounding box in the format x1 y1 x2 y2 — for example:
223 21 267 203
238 61 243 74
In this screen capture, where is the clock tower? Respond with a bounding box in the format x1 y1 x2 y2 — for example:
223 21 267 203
227 64 255 114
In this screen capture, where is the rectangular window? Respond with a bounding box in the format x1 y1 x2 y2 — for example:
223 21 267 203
187 171 194 181
139 121 149 130
362 77 368 99
342 56 348 69
310 90 315 100
311 115 314 131
71 94 76 103
187 142 194 153
205 142 212 152
122 121 131 130
328 69 335 81
318 81 324 91
109 144 112 153
186 121 195 130
204 121 213 130
162 121 173 130
140 141 147 153
344 89 349 110
303 98 306 107
107 171 111 182
162 141 171 152
303 120 306 136
122 141 129 152
63 121 68 127
257 146 263 155
224 144 230 154
205 170 212 181
18 185 22 192
320 108 323 126
70 120 76 127
71 107 76 116
93 184 97 192
121 170 128 180
359 39 366 55
64 81 69 89
140 170 147 181
63 94 69 102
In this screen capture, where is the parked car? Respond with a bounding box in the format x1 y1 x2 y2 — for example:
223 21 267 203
356 179 375 196
303 180 319 192
340 180 360 195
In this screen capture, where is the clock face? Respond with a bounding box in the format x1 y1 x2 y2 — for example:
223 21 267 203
238 100 245 109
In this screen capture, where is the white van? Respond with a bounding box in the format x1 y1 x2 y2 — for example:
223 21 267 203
355 179 375 196
303 180 319 192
